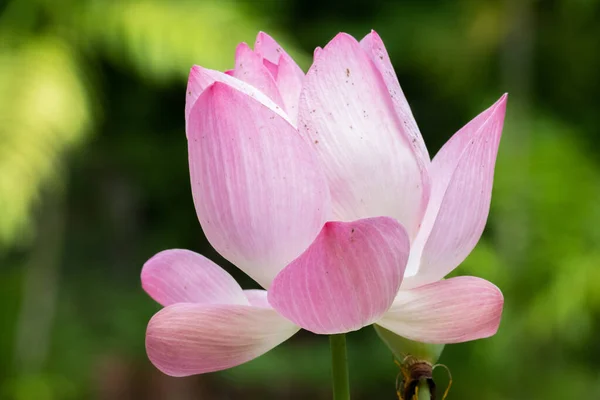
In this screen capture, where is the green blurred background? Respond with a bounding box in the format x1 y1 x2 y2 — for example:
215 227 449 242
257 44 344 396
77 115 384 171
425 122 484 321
1 0 599 398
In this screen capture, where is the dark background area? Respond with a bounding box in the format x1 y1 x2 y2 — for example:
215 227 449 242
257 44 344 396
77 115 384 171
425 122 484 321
1 0 599 398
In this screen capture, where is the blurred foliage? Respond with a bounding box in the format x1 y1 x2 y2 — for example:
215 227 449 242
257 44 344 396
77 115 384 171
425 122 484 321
0 37 91 246
1 0 600 399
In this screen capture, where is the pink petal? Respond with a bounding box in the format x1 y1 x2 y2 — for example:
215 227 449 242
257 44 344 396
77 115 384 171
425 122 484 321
188 82 331 289
273 54 303 125
146 303 299 376
141 249 248 307
313 47 322 59
360 30 430 163
268 217 410 334
229 43 285 109
262 58 279 78
244 289 271 308
297 33 429 238
253 32 304 125
377 276 503 343
185 66 289 133
403 95 507 288
254 31 294 65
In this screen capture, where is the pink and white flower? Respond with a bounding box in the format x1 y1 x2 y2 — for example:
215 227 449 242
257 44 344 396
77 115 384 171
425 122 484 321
143 31 506 377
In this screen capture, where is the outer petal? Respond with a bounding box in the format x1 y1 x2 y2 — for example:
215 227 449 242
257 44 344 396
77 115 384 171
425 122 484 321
403 95 507 287
268 217 410 334
377 276 503 344
146 303 299 376
229 43 285 109
188 82 331 288
141 249 248 307
254 32 304 125
184 66 289 132
298 33 428 238
360 30 429 163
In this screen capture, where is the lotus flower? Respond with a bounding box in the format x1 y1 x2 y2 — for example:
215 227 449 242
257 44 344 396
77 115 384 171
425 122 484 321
142 31 506 377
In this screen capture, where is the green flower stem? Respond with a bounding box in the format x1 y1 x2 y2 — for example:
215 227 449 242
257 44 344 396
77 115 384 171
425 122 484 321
329 334 350 400
417 381 431 400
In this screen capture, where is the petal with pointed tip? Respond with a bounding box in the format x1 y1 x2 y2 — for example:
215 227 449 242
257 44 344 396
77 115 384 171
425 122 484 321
254 31 294 65
185 66 289 132
360 30 429 163
298 33 428 238
230 43 285 108
146 303 299 376
188 82 331 288
253 32 304 124
377 276 503 343
268 217 410 334
403 95 507 287
141 249 247 307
